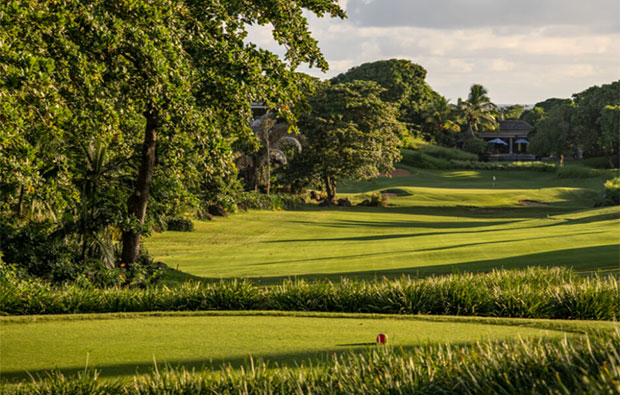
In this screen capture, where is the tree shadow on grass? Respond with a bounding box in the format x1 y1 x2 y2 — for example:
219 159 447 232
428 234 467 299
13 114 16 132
197 242 616 285
248 244 618 284
292 204 573 219
0 344 403 382
0 334 567 383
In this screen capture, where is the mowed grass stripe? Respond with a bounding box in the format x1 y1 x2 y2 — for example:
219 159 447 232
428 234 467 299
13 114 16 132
0 313 576 380
146 206 619 280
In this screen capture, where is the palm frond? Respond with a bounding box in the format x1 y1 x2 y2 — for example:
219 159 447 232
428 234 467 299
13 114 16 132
276 136 302 152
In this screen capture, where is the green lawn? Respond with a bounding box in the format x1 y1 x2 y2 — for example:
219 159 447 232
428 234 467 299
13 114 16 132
146 169 619 283
4 311 614 381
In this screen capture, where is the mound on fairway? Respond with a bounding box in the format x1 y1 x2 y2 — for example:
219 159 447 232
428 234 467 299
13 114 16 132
0 312 594 381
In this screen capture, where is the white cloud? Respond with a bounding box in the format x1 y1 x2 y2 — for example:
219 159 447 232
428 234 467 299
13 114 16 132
245 1 620 104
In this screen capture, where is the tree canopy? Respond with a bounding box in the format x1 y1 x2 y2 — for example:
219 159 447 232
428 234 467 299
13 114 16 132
457 84 498 139
299 81 404 200
330 59 438 139
529 81 619 166
0 0 345 265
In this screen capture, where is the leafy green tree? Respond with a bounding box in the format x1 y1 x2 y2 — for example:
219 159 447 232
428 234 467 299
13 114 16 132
421 96 461 145
598 105 620 167
529 103 575 158
571 81 619 167
500 105 525 120
458 84 499 139
300 81 404 200
330 59 437 139
1 0 345 264
520 106 547 129
534 98 573 113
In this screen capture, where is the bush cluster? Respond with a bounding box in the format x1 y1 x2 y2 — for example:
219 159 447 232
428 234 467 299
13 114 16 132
2 267 617 320
165 217 194 232
555 166 614 179
418 145 478 161
237 192 303 210
5 332 620 394
603 177 620 205
0 220 79 282
400 149 557 172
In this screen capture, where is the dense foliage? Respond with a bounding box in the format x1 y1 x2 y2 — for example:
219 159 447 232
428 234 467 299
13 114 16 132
0 0 345 268
297 81 404 199
331 59 438 140
2 266 618 320
529 81 619 166
603 177 620 205
4 332 619 394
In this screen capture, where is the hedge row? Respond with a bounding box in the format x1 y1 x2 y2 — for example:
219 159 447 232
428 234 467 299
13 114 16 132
2 267 618 320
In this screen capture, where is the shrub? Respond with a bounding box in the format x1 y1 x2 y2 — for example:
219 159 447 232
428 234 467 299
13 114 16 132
1 267 618 320
399 149 556 172
165 217 194 232
462 137 489 154
419 145 478 161
603 177 620 205
399 150 451 169
556 166 613 179
237 192 303 210
369 192 388 207
0 220 79 282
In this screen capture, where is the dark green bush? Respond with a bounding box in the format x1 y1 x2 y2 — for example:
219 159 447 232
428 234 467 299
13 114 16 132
419 145 478 161
400 149 556 172
603 177 620 205
556 166 615 179
165 217 194 232
237 192 303 210
0 220 79 282
400 150 451 169
462 137 489 154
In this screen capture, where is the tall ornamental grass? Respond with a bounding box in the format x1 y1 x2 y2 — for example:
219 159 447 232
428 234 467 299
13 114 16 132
4 331 620 394
2 267 618 319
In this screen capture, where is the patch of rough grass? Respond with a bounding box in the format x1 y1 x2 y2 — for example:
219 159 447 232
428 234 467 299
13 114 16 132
2 267 618 320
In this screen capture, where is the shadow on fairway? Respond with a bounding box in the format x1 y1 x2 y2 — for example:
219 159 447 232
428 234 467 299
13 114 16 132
219 244 620 285
0 344 406 382
292 204 574 219
0 334 567 382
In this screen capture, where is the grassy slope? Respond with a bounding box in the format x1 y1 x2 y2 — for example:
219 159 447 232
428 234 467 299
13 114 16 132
146 169 619 283
4 311 615 381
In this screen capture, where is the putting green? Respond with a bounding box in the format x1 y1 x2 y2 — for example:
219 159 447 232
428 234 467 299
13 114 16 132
0 312 589 381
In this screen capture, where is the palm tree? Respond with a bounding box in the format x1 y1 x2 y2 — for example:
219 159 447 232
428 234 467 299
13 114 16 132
241 112 302 194
458 84 498 139
422 95 461 143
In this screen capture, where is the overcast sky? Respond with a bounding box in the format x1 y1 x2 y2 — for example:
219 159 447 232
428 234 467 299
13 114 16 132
246 0 619 104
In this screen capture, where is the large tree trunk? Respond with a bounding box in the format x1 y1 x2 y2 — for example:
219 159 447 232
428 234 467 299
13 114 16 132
323 172 335 201
121 111 158 264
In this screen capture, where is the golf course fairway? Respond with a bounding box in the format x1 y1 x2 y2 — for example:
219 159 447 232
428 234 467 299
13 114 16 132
0 312 600 381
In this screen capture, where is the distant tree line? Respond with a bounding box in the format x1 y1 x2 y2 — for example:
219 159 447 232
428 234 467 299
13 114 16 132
524 81 619 167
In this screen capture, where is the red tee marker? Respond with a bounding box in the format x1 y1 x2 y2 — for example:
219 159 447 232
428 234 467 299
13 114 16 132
376 333 388 344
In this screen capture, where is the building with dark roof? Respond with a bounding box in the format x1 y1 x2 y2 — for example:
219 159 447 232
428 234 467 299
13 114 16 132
481 120 533 155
